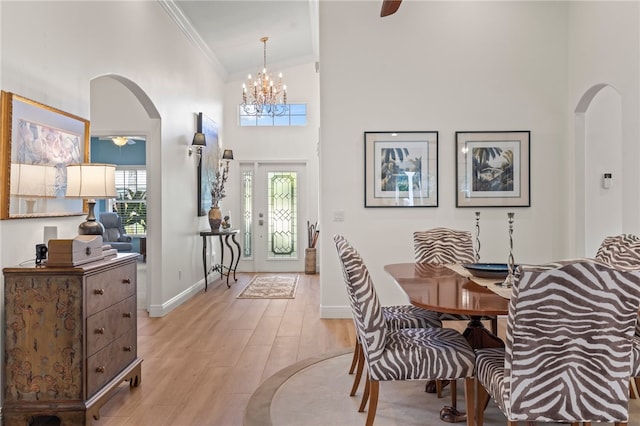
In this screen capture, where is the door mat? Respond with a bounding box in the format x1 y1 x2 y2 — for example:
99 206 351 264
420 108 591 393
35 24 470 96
237 275 299 299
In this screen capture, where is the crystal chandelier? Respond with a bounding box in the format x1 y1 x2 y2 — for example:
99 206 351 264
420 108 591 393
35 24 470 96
241 37 287 117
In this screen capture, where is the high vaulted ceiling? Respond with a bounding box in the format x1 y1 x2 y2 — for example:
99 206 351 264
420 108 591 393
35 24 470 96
165 0 319 82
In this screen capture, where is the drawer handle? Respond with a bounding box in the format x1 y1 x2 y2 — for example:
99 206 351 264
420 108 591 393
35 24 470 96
123 312 132 318
94 288 105 295
96 366 105 373
122 278 131 284
123 345 133 352
95 327 105 334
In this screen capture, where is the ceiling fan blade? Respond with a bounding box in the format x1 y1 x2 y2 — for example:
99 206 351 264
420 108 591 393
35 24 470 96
380 0 402 17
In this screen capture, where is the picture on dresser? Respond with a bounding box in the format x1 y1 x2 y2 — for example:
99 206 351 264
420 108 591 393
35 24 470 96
0 91 90 219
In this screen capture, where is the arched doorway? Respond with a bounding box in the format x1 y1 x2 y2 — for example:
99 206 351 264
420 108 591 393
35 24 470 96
90 75 161 312
574 83 623 256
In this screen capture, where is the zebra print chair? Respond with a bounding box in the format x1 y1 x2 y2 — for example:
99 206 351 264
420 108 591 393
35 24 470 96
413 227 497 334
348 304 442 409
334 234 476 426
595 233 640 396
414 227 498 402
474 260 640 425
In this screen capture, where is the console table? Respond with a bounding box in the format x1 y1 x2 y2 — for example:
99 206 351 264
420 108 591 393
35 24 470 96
200 229 241 290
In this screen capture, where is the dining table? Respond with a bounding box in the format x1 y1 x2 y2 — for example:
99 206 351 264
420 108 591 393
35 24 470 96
385 262 510 349
384 262 511 424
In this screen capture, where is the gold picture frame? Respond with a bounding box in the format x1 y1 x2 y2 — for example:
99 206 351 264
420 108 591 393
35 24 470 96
0 91 90 219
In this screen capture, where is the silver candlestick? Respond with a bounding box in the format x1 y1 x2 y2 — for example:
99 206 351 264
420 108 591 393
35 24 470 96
498 212 516 288
474 211 481 262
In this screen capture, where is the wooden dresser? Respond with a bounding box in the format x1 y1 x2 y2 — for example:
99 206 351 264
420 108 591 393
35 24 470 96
2 253 142 425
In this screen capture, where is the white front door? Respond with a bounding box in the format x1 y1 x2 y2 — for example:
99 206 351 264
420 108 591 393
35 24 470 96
240 161 307 272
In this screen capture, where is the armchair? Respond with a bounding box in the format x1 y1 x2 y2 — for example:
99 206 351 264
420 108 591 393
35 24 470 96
99 212 133 252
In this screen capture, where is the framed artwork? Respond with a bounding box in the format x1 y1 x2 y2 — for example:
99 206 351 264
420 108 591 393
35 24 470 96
196 112 219 216
0 91 89 219
455 130 530 208
364 131 438 207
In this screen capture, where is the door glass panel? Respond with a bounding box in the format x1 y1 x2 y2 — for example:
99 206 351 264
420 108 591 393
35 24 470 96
268 172 297 259
241 170 253 258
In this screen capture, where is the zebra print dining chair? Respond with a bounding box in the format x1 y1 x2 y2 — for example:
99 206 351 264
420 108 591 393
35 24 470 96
348 304 442 410
595 233 640 397
413 227 497 333
474 259 640 426
413 227 498 404
334 234 477 426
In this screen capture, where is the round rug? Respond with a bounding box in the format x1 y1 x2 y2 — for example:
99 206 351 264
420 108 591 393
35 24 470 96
245 350 502 426
245 350 640 426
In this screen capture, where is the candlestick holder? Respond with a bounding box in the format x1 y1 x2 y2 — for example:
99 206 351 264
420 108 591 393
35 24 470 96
474 211 481 262
498 212 516 288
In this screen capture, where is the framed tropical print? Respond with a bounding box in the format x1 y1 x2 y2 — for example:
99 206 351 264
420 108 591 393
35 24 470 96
364 131 438 207
455 131 530 207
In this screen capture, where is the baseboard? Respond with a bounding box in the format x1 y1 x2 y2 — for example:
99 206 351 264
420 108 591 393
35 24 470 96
147 280 204 317
319 305 351 319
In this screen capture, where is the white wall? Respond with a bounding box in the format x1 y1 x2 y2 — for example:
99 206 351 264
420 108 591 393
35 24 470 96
318 1 638 318
568 1 640 256
0 1 225 316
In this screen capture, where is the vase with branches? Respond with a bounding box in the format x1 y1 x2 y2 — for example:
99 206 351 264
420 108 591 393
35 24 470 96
205 149 230 230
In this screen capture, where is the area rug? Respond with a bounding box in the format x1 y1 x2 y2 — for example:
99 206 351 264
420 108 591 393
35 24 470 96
245 350 640 426
237 274 298 299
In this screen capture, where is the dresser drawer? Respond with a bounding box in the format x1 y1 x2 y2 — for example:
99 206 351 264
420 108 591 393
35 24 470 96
86 295 136 357
86 262 136 314
87 328 137 396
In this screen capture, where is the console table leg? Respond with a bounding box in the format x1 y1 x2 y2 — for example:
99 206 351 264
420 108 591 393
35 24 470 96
231 233 241 281
202 235 209 291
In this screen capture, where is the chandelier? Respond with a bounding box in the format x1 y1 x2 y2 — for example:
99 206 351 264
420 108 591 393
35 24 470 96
241 37 287 117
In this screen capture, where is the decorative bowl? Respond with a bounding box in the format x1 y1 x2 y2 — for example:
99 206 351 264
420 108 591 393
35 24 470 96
462 263 514 280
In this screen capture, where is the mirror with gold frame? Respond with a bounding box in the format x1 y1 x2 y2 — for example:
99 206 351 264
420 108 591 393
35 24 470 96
0 91 89 219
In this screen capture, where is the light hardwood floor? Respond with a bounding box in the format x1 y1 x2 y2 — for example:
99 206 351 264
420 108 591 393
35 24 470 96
93 273 357 426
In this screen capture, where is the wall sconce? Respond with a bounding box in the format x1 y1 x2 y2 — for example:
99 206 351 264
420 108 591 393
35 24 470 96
189 132 206 157
222 149 234 162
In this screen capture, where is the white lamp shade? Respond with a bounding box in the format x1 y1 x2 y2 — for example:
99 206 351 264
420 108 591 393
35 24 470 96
65 163 116 198
10 163 57 197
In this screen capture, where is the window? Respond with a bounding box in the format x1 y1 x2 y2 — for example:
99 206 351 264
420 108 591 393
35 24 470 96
111 167 147 236
239 104 307 127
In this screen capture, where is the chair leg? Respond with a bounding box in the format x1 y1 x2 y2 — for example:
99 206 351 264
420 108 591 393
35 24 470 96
633 377 640 399
350 345 365 396
359 372 370 412
365 379 379 426
450 378 458 409
476 376 489 426
464 377 475 426
349 341 361 374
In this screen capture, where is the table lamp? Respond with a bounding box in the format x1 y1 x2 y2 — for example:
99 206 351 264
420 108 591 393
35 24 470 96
65 163 116 235
10 163 57 214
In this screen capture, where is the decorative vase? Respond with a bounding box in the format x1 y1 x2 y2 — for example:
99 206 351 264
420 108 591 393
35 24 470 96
208 206 222 231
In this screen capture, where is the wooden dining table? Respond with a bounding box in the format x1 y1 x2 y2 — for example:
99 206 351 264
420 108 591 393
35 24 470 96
384 262 509 349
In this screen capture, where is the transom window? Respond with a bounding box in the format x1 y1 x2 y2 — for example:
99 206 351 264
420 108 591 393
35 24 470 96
239 104 307 127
